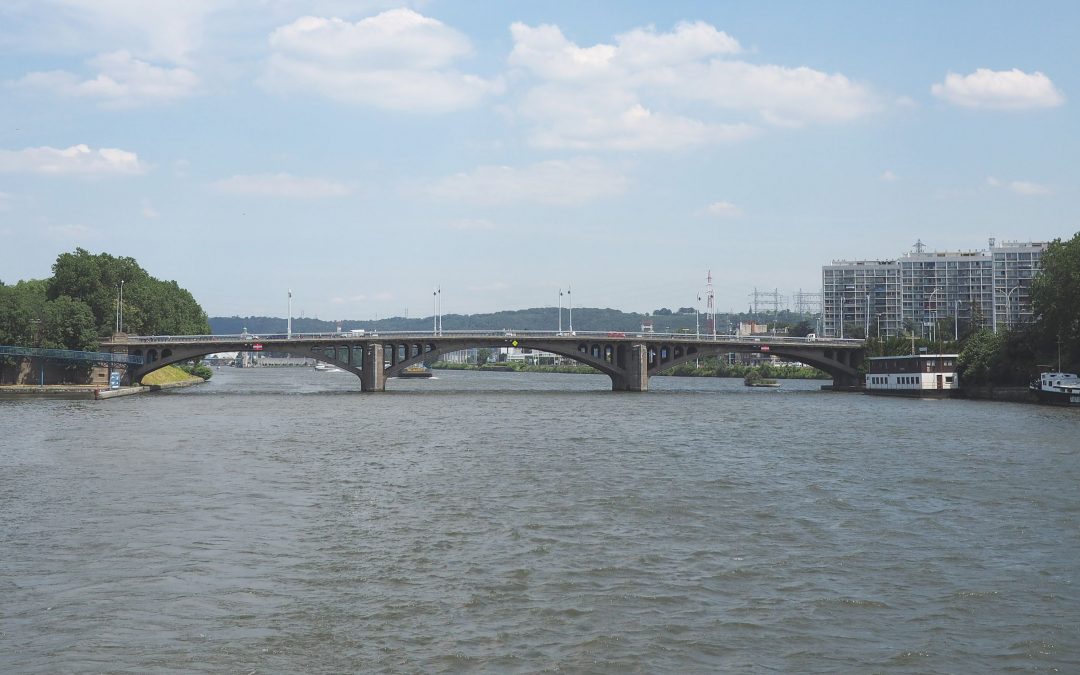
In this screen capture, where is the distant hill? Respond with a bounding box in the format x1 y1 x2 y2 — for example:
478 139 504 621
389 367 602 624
209 308 814 336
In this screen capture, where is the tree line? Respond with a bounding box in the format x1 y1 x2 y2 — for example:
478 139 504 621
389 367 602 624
1 248 210 351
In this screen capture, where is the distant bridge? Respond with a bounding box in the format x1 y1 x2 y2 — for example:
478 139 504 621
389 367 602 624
102 331 865 392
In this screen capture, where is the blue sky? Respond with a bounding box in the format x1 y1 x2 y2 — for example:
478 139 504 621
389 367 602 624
1 1 1076 321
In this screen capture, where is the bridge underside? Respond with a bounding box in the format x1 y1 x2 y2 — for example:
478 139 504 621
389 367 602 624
115 337 863 393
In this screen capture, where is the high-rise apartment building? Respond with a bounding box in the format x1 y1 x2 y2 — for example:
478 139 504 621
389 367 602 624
822 239 1047 339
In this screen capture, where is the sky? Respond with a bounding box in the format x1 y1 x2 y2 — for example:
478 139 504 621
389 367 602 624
1 1 1077 321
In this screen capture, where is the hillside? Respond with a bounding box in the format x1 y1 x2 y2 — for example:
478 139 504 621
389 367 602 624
210 308 814 336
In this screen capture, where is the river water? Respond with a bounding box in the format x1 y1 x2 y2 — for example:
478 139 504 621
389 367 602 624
2 368 1078 673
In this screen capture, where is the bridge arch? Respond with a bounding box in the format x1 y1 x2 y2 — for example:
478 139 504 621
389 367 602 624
108 334 864 392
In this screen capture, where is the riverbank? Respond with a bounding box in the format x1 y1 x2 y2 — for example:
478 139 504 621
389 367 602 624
957 385 1037 404
0 365 206 400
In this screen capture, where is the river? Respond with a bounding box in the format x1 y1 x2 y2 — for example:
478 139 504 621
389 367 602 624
2 367 1078 673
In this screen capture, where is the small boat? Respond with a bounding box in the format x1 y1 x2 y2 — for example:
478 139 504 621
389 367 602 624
1030 371 1080 405
397 366 433 379
314 362 344 373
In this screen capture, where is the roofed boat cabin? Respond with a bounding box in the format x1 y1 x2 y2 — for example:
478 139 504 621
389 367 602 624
865 353 959 397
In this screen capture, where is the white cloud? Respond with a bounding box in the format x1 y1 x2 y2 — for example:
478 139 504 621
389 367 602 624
931 68 1064 110
880 170 898 182
0 144 146 175
141 200 160 218
449 218 497 231
520 84 758 150
0 0 220 64
426 158 628 206
701 201 742 218
507 21 878 150
212 173 351 198
11 50 200 108
1009 180 1052 196
261 9 502 112
47 223 98 241
986 175 1053 196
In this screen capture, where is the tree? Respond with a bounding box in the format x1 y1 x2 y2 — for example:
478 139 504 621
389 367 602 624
48 248 210 336
1032 231 1080 369
789 320 815 337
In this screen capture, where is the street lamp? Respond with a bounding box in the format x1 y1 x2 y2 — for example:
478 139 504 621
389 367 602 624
695 294 701 338
567 285 573 333
928 288 940 344
557 287 565 332
1005 285 1021 329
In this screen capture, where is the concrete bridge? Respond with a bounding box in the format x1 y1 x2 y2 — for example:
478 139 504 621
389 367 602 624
103 331 865 392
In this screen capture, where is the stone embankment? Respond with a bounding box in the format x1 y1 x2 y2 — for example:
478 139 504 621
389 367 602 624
957 385 1037 404
0 378 204 400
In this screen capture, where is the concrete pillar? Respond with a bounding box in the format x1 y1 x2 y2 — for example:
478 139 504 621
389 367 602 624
360 343 386 392
109 332 131 385
612 343 649 392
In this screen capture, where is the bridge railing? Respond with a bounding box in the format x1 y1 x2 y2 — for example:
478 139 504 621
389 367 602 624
112 331 863 346
0 345 145 365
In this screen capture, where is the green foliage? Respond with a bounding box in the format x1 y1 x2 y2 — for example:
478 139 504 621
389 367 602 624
1033 232 1080 369
48 248 210 337
958 328 1039 386
179 362 214 380
0 279 97 350
663 358 827 380
957 329 1002 385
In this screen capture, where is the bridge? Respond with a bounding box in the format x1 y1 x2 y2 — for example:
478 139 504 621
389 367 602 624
102 331 865 392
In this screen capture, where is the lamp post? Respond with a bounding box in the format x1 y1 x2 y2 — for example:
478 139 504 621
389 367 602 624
1005 285 1021 329
433 288 438 335
864 293 871 339
954 299 959 342
557 287 565 332
119 279 124 334
287 289 293 339
567 285 573 333
695 295 701 338
928 288 940 344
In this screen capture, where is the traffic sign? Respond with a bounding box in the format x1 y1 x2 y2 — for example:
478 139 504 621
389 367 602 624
252 343 263 351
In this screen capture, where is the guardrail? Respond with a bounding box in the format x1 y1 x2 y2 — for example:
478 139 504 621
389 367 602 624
0 345 145 365
112 331 863 346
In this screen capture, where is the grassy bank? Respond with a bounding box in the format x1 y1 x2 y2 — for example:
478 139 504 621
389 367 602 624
139 364 206 386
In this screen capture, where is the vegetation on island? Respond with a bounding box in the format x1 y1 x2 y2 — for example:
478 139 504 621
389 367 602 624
140 364 210 386
1 248 210 350
1 249 212 382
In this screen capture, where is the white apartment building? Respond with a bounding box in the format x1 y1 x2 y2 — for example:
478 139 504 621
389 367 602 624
822 239 1047 339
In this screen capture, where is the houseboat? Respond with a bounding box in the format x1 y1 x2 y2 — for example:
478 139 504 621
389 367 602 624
1030 371 1080 406
865 353 959 398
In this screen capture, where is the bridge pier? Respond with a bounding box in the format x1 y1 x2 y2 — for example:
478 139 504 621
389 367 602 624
611 343 649 392
360 343 385 392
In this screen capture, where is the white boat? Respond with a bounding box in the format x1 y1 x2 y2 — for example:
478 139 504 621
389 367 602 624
314 362 344 373
865 353 959 398
1030 372 1080 406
